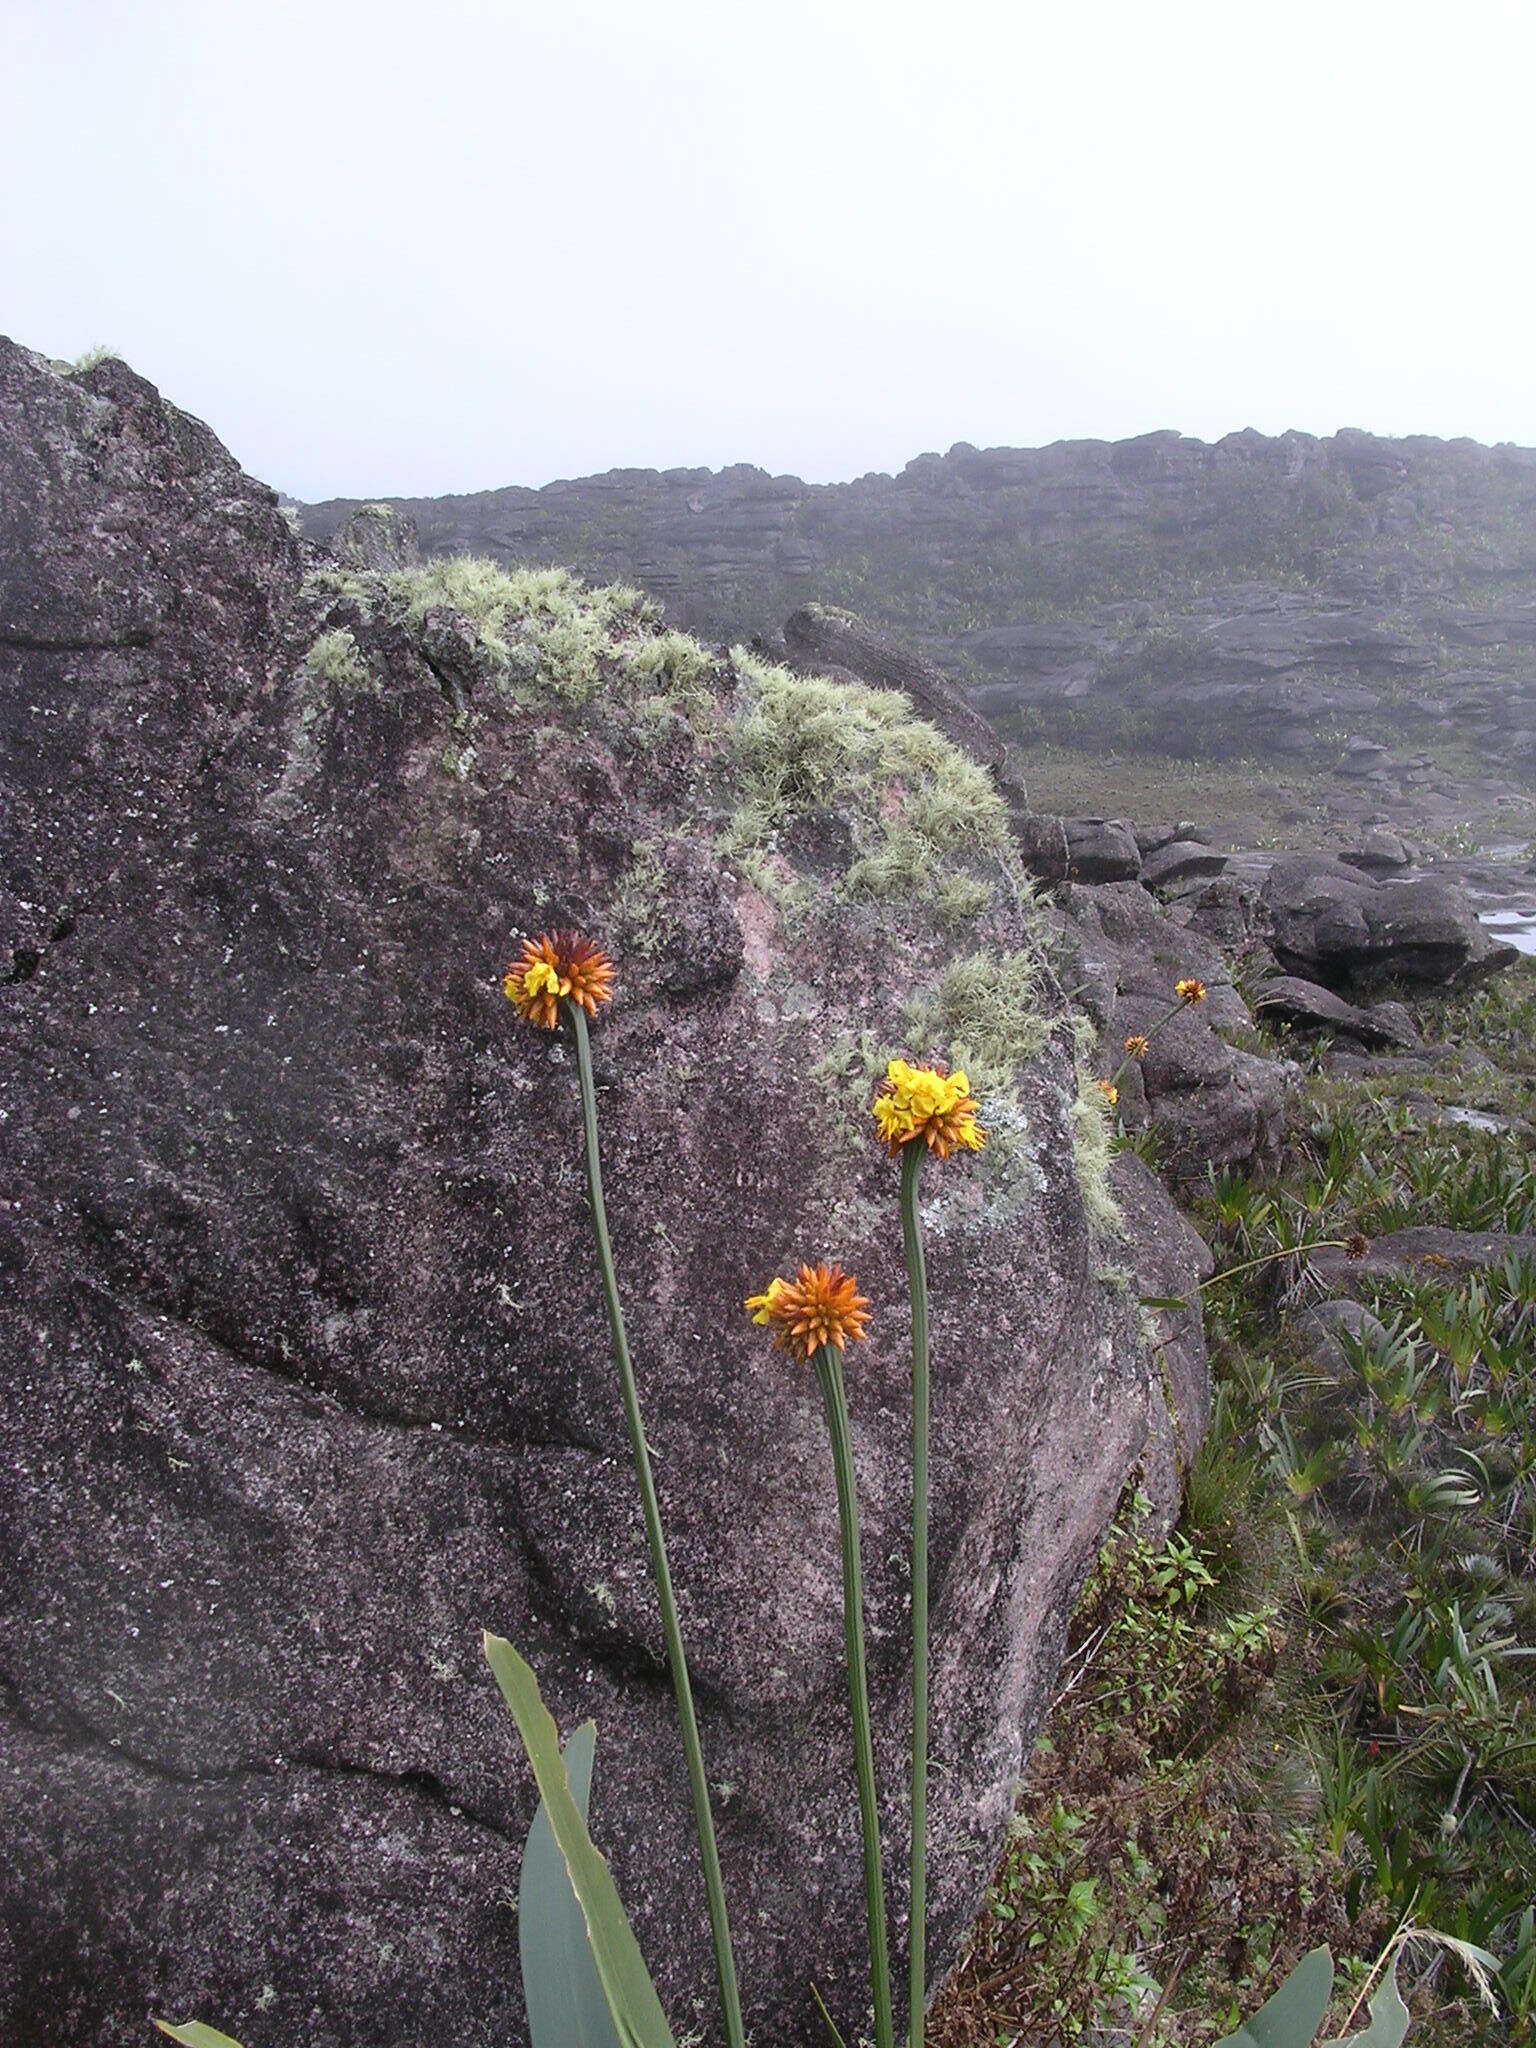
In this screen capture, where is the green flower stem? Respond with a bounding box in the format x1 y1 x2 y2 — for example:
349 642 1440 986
900 1139 930 2048
568 1003 745 2048
1108 993 1193 1091
813 1340 896 2048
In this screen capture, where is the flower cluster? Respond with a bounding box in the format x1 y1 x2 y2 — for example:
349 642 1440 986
504 931 615 1029
1175 977 1207 1005
870 1059 985 1160
746 1263 871 1358
1124 1033 1150 1059
1095 1079 1118 1107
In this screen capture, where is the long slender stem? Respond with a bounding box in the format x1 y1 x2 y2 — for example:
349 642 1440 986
814 1340 896 2048
900 1140 930 2048
569 1003 745 2048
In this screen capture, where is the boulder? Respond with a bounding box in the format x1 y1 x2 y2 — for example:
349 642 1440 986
1012 808 1071 884
1255 976 1421 1050
1063 882 1289 1183
0 340 1193 2048
1309 1228 1536 1297
1340 825 1413 873
1140 839 1229 890
1295 1298 1390 1377
1261 854 1518 990
1063 815 1142 883
333 500 422 572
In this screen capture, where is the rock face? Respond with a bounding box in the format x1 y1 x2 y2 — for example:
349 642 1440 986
301 429 1536 779
1060 882 1289 1184
1255 976 1421 1050
0 341 1199 2048
1261 855 1518 990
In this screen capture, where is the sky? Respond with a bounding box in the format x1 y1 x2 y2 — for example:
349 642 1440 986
5 0 1535 501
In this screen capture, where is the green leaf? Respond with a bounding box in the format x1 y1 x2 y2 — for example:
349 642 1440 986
1322 1954 1410 2048
1214 1947 1335 2048
485 1631 677 2048
520 1721 624 2048
154 2026 248 2048
1139 1295 1191 1313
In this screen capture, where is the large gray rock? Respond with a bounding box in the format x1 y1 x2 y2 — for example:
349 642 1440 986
1256 975 1421 1050
1140 839 1228 890
1309 1228 1536 1296
1262 855 1518 990
0 340 1192 2048
1063 882 1289 1183
1063 816 1142 882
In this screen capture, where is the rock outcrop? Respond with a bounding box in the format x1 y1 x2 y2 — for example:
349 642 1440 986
301 429 1536 780
1262 855 1518 990
0 341 1201 2048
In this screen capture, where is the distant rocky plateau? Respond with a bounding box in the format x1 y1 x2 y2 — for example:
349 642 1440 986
303 428 1536 775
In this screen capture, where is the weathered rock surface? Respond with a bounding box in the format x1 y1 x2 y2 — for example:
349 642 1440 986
1140 839 1228 891
1256 976 1421 1050
1261 855 1518 990
1294 1298 1390 1377
1309 1228 1536 1296
1062 816 1141 883
0 340 1195 2048
1062 882 1289 1183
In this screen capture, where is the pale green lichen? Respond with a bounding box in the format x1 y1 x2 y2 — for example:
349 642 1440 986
1070 1069 1124 1239
609 845 677 959
724 646 1009 915
904 949 1052 1098
305 626 373 692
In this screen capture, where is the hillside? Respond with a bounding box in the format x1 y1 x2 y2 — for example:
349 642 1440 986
302 429 1536 775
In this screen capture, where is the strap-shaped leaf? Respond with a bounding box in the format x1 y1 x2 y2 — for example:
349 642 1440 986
1322 1956 1410 2048
485 1631 677 2048
154 2025 247 2047
521 1721 624 2048
1215 1947 1335 2048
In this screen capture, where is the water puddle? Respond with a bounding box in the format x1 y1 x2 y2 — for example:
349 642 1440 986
1479 908 1536 956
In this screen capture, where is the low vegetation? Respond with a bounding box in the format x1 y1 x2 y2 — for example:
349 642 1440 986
934 964 1536 2045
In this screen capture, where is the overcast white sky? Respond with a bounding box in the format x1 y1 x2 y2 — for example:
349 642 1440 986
5 1 1534 500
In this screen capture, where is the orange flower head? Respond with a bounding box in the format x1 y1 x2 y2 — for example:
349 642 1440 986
746 1262 871 1359
1124 1033 1150 1060
871 1058 985 1160
503 930 615 1029
1096 1078 1119 1107
1175 977 1207 1006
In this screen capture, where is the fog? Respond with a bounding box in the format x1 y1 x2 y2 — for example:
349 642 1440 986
5 0 1534 499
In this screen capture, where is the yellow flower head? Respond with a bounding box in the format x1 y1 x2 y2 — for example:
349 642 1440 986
1124 1033 1150 1060
871 1058 985 1160
1096 1079 1119 1107
504 931 615 1030
1175 977 1207 1006
747 1262 871 1358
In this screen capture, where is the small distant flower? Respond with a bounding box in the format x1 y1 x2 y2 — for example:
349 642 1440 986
1346 1232 1370 1261
1175 977 1207 1006
746 1262 871 1358
1124 1033 1150 1059
504 930 615 1029
871 1058 985 1160
1095 1079 1119 1107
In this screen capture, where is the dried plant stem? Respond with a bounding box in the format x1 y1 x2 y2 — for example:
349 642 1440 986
569 1003 745 2048
814 1339 896 2048
901 1139 931 2047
